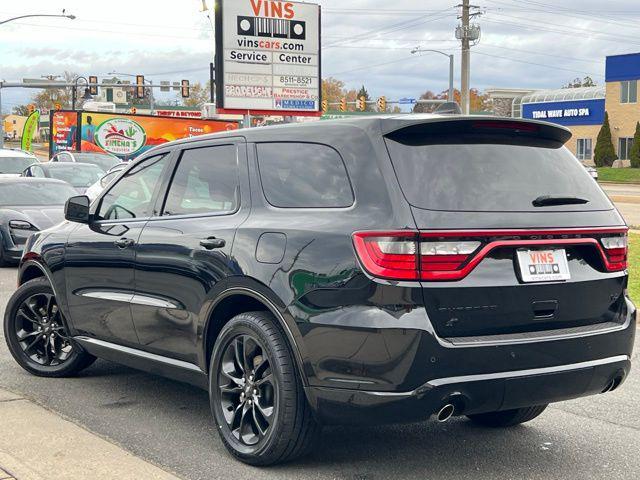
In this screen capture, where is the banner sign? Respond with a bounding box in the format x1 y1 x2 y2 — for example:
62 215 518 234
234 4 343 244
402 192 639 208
50 111 80 156
79 112 239 159
21 110 40 152
522 99 605 127
215 0 321 116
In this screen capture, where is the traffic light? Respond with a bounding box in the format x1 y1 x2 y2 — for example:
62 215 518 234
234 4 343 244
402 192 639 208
130 107 137 115
357 96 366 112
181 79 190 98
321 99 328 113
54 103 62 111
89 75 98 95
339 97 346 112
28 104 36 115
136 75 145 99
377 96 387 112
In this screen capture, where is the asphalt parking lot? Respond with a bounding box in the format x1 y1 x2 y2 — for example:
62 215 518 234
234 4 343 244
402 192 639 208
0 266 638 480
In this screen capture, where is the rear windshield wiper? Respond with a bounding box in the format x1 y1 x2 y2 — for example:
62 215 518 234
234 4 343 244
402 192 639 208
532 195 589 207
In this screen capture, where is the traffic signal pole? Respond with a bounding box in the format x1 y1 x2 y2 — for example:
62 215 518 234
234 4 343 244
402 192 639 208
460 0 470 115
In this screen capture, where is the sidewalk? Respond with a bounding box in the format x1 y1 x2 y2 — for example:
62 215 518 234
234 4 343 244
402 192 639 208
0 388 181 480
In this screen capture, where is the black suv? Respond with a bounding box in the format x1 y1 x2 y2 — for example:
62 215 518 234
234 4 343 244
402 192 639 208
3 116 635 466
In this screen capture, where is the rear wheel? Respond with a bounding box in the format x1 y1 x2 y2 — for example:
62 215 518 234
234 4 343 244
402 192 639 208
209 311 320 466
466 405 548 428
3 278 96 377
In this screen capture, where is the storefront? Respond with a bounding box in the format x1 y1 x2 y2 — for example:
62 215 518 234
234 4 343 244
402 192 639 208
487 52 640 167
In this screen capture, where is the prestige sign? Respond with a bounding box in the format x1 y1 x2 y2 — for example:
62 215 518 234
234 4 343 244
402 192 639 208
215 0 321 115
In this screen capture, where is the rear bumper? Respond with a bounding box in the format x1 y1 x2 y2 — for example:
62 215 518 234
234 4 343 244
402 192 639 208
306 355 631 425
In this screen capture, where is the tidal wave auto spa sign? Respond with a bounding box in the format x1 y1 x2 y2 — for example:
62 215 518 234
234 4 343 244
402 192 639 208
522 99 605 126
215 0 321 116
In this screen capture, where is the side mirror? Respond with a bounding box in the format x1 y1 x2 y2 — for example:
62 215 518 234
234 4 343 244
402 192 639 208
65 195 91 224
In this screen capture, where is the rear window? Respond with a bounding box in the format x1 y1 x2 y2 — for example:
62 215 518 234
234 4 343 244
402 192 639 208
256 143 354 208
385 135 612 213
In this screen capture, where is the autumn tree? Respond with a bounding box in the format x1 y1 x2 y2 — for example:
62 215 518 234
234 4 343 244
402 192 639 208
413 88 489 113
31 71 77 110
182 81 212 107
12 105 30 116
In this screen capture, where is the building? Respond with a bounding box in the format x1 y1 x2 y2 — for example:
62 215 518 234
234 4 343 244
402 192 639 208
487 52 640 167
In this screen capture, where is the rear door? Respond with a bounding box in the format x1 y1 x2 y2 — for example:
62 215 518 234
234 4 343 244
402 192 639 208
384 119 629 338
132 139 249 363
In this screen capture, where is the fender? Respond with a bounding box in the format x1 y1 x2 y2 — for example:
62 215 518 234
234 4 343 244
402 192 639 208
201 278 310 387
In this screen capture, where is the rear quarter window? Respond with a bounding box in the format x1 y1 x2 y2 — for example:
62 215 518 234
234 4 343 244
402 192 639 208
256 142 354 208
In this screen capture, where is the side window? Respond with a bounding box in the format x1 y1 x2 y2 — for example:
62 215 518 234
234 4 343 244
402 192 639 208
31 167 46 178
162 145 239 216
256 142 354 208
97 154 168 221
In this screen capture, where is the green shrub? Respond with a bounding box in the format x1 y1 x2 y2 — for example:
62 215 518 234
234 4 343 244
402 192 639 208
594 112 617 167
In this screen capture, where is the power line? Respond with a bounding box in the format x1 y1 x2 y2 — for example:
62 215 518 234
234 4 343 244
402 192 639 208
473 50 604 78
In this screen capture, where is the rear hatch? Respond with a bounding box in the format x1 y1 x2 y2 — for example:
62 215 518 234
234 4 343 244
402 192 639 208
383 118 629 338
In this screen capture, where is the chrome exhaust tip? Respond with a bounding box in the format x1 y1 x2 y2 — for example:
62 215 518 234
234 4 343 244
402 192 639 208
436 403 455 423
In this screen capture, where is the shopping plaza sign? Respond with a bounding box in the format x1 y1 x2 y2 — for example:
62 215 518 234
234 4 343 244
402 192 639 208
215 0 321 116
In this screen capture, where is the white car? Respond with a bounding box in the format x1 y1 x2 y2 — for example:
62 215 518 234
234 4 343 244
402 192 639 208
50 151 121 173
0 149 39 177
85 162 128 200
582 164 598 180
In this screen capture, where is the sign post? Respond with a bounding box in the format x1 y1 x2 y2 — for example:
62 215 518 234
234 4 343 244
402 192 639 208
214 0 321 118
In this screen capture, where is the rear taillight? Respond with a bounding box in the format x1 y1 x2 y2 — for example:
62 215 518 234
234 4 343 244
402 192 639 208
353 228 629 281
601 233 628 271
352 232 418 280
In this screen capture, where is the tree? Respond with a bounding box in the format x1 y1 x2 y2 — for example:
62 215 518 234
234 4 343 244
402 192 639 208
629 122 640 168
12 105 30 116
594 112 617 167
31 71 77 110
413 88 489 113
357 85 373 111
182 81 212 107
563 76 596 88
321 77 345 106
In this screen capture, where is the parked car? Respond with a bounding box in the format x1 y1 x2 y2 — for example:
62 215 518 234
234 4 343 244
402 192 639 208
0 178 77 265
0 149 39 177
3 116 635 466
50 151 120 172
85 162 128 200
583 163 599 180
22 162 104 194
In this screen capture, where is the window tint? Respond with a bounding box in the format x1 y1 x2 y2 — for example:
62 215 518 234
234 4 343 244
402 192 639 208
256 143 353 208
163 145 239 216
97 155 168 221
385 137 611 212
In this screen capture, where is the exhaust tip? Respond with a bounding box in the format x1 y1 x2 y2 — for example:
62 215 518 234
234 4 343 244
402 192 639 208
436 404 455 423
602 375 624 393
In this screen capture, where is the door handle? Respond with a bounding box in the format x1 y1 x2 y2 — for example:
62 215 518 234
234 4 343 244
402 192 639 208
114 237 135 249
200 237 226 250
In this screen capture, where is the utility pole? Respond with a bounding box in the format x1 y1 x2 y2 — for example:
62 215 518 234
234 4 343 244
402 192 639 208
456 1 481 114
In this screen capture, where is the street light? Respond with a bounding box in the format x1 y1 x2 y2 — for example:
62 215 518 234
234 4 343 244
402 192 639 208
71 76 93 110
107 72 155 113
411 47 455 102
0 11 75 26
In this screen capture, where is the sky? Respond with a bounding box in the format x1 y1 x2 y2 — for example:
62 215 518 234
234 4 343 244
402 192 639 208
1 0 639 112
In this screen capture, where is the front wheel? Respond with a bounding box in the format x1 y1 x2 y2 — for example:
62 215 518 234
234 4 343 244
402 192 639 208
467 405 548 428
209 311 320 466
3 277 96 377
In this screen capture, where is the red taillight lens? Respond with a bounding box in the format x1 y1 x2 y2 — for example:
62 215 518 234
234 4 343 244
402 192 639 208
352 232 418 280
600 234 628 271
420 240 481 275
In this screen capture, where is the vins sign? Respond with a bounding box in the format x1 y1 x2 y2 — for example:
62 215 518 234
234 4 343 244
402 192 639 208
215 0 321 115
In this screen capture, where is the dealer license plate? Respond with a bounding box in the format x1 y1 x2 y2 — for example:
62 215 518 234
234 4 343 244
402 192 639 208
516 249 571 283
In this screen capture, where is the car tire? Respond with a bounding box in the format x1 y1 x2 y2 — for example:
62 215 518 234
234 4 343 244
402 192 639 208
3 277 96 377
209 311 321 466
466 405 548 428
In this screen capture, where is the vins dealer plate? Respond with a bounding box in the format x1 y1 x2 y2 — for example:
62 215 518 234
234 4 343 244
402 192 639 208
517 249 571 283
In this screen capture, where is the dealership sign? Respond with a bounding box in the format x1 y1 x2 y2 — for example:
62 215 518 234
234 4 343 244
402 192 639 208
95 118 147 156
522 99 605 126
215 0 321 115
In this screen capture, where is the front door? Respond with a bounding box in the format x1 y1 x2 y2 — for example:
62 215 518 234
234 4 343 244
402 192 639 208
132 141 248 363
64 153 172 345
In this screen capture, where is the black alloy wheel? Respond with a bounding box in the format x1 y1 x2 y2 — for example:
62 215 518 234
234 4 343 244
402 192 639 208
14 292 72 366
210 311 320 466
4 277 96 377
218 334 276 446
